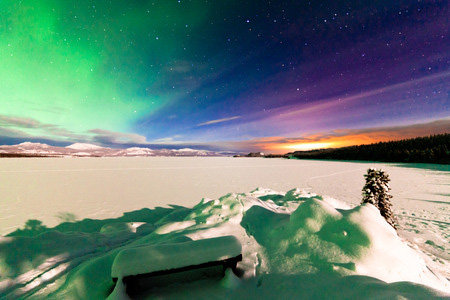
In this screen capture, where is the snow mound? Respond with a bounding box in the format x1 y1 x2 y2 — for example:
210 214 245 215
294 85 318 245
1 188 448 299
66 143 104 150
111 235 241 279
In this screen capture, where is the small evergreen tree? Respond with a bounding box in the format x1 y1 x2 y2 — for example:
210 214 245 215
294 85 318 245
362 168 397 229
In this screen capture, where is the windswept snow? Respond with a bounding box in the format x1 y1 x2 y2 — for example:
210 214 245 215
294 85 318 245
0 157 448 299
111 235 241 279
1 188 448 299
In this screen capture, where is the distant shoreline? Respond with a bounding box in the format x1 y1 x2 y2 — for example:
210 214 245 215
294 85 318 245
0 153 53 158
243 134 450 165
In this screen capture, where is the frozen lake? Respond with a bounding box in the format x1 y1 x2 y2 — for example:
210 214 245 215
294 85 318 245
0 157 449 282
0 157 448 234
0 157 450 299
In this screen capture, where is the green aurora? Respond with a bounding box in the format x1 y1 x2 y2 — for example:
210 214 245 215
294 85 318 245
0 1 448 151
0 1 207 139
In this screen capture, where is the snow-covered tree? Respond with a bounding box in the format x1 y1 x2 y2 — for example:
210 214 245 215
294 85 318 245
362 168 397 229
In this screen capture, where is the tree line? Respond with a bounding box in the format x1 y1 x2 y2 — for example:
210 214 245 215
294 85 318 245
286 134 450 164
0 153 47 158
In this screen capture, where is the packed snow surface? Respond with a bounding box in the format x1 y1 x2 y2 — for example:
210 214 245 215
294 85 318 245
1 187 449 299
111 235 241 279
0 157 448 299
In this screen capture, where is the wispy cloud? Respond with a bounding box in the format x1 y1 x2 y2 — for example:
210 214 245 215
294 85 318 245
89 129 149 145
1 113 447 155
197 116 241 127
228 71 450 138
212 118 450 153
85 118 450 152
152 135 184 143
0 115 51 129
0 114 87 141
0 126 34 139
0 114 176 148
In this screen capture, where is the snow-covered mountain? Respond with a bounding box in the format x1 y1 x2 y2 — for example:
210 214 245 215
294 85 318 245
0 142 223 157
66 143 105 150
112 147 155 157
0 142 63 156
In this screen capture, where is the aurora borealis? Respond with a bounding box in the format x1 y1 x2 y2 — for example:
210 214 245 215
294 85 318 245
0 1 448 153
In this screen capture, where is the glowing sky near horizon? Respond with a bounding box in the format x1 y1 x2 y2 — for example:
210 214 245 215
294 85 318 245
0 1 448 152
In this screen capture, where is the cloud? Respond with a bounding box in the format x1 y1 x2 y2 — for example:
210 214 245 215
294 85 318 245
1 112 447 155
45 127 88 140
0 115 50 129
0 119 151 148
220 118 450 153
0 126 33 139
151 135 184 143
320 118 450 141
0 114 189 149
89 129 149 145
119 118 450 153
197 116 241 127
0 114 87 141
231 71 450 137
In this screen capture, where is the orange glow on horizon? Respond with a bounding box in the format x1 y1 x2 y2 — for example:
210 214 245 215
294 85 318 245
245 119 449 154
259 132 399 154
283 142 334 151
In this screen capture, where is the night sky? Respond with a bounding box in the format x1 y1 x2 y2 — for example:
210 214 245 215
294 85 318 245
0 0 448 153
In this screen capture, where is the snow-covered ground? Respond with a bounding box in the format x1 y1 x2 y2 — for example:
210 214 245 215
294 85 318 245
0 157 448 298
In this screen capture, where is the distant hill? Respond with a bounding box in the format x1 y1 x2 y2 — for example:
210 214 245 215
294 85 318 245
0 142 224 158
234 152 265 157
65 143 105 150
286 134 450 164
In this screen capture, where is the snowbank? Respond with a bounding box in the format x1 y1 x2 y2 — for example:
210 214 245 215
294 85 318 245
1 188 448 299
111 235 241 279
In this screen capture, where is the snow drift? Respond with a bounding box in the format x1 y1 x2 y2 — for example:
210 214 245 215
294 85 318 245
1 188 448 299
111 235 242 279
